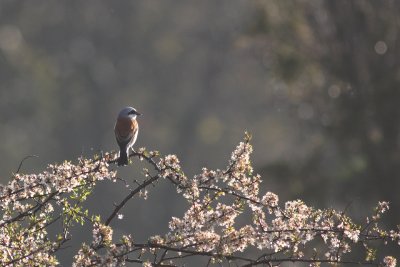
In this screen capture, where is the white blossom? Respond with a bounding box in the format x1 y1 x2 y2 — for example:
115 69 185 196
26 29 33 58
384 256 397 267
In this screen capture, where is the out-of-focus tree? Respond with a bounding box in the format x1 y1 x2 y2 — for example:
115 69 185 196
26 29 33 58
250 1 400 216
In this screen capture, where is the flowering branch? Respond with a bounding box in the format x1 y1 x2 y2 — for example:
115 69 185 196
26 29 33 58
0 133 399 266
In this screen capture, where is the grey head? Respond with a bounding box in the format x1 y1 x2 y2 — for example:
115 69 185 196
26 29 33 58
118 106 142 119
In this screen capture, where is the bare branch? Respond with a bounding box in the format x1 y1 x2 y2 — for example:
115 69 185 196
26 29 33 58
15 154 38 173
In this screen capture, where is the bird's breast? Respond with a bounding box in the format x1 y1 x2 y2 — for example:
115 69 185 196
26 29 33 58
115 117 138 140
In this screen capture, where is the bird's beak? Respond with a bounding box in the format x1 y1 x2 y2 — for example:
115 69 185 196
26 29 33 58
136 111 142 116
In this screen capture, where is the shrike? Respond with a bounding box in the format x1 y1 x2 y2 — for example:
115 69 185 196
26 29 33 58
114 106 141 166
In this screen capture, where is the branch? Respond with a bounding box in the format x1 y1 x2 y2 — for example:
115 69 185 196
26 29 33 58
104 150 164 226
15 154 38 173
105 173 160 226
241 258 379 267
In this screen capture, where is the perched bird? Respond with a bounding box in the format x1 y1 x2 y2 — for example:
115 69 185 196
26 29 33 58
114 106 141 166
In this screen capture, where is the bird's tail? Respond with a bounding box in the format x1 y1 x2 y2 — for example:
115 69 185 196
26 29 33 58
118 148 128 166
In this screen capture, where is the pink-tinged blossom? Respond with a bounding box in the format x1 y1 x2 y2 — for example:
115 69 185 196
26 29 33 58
1 139 399 266
261 191 279 208
92 223 113 246
377 201 390 214
384 256 397 267
344 229 360 243
0 155 117 266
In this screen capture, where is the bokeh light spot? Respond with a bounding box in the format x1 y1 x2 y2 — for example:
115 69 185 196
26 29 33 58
374 40 387 55
0 25 23 53
197 116 223 144
328 85 341 98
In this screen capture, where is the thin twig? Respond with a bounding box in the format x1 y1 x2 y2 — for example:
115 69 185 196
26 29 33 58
104 174 160 226
15 155 38 173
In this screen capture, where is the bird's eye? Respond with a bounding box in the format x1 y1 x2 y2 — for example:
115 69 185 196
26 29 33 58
128 110 135 115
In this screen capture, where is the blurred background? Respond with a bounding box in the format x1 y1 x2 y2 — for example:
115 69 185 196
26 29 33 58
0 0 399 265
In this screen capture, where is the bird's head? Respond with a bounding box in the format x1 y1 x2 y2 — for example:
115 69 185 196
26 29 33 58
118 106 142 119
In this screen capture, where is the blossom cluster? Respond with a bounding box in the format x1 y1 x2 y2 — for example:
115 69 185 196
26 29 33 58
0 136 399 266
73 222 133 267
150 136 400 266
0 155 116 266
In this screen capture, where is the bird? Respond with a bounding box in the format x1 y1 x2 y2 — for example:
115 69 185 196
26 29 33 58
114 106 141 166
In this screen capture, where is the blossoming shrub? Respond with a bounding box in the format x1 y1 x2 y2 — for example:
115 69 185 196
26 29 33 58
0 133 399 266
